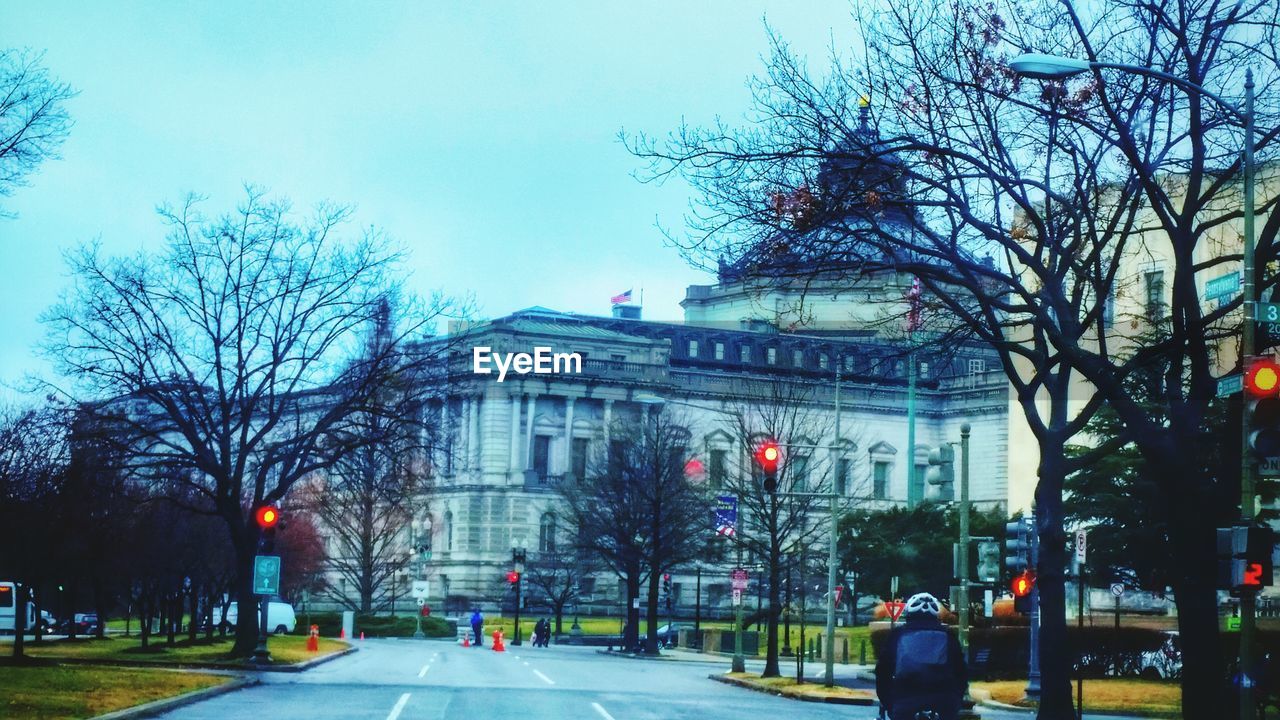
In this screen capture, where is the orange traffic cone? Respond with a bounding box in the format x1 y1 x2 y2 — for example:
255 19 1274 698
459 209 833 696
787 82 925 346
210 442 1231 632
461 633 471 647
360 631 365 641
492 630 505 652
339 628 345 639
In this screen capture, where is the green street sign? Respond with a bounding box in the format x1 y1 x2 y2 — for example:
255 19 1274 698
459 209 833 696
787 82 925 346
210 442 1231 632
253 555 281 596
1255 302 1280 322
1218 374 1243 398
1228 616 1242 631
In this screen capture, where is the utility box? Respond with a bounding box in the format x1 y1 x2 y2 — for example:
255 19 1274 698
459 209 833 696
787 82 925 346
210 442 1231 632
342 610 354 640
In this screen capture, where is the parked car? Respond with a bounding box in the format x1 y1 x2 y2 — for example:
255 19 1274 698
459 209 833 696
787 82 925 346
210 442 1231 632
61 613 100 635
38 611 57 634
214 600 296 634
655 622 695 647
1139 631 1181 679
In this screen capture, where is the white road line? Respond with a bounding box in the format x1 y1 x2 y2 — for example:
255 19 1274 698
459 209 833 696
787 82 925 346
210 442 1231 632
533 669 555 685
387 693 411 720
522 661 529 666
418 665 429 678
592 702 617 720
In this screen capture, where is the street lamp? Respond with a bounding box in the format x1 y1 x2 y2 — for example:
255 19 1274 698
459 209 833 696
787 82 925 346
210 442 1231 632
409 517 431 639
1010 51 1258 718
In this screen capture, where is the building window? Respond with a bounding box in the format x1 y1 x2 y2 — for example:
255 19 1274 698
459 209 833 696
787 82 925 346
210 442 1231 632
571 437 589 480
793 349 804 367
533 435 551 483
709 449 727 489
819 353 829 370
908 463 926 508
1103 290 1116 327
1144 270 1165 318
834 457 850 495
740 345 751 363
445 511 453 551
872 460 888 499
539 513 556 553
688 339 699 357
968 359 985 374
766 347 777 365
611 353 626 362
844 356 855 372
714 342 725 360
791 454 810 492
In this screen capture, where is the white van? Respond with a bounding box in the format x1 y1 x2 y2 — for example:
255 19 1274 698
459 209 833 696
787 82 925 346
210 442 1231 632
214 600 296 634
0 581 36 635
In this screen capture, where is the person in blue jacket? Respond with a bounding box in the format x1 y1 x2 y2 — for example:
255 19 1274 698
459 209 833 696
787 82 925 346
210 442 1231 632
470 608 484 647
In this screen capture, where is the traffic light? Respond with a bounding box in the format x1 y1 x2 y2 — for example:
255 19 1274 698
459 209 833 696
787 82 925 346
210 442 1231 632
1011 570 1035 614
255 505 280 553
506 570 520 585
926 445 955 491
976 540 1001 583
1005 518 1030 573
1246 357 1280 460
1218 525 1275 590
662 573 672 595
754 439 782 493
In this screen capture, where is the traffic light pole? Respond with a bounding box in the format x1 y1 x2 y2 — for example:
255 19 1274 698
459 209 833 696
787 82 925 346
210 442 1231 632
824 360 841 687
1239 69 1258 720
733 538 745 673
958 424 970 654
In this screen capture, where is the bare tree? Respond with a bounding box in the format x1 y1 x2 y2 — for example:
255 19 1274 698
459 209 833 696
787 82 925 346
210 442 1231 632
524 545 582 636
42 188 462 656
629 0 1280 713
561 410 711 654
0 48 73 205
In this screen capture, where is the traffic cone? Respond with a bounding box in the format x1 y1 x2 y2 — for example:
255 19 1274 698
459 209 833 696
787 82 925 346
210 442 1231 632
339 628 345 639
492 630 505 652
461 633 471 647
360 631 365 641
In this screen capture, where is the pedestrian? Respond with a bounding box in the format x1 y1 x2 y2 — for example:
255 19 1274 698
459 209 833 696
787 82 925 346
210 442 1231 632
539 618 551 647
470 608 484 648
874 592 967 720
533 618 545 647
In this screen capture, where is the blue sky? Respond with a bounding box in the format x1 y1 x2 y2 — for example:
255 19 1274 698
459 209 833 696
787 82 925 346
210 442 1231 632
0 0 856 394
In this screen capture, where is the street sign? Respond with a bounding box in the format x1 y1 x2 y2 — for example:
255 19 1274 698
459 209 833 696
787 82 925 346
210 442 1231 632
984 589 994 618
1219 374 1244 398
886 600 905 621
1206 272 1240 302
1110 582 1125 598
1261 457 1280 477
411 580 429 599
1228 616 1242 631
731 568 749 590
253 555 281 596
834 585 844 606
417 598 426 607
732 589 742 606
1257 302 1280 322
1075 530 1088 564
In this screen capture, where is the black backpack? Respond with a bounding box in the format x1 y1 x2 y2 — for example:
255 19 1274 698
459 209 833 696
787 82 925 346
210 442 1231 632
893 628 952 689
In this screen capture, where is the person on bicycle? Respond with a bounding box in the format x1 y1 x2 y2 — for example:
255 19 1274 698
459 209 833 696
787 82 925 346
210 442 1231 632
875 592 967 720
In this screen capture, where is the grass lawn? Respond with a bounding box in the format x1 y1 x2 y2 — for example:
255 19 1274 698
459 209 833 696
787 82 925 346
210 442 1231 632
0 663 229 719
973 679 1180 717
22 634 348 667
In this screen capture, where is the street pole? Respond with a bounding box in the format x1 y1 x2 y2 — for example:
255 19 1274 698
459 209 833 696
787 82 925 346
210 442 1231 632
733 538 745 673
958 423 971 654
1027 511 1042 697
907 345 918 508
1239 68 1258 720
694 565 702 649
824 355 842 686
784 559 793 656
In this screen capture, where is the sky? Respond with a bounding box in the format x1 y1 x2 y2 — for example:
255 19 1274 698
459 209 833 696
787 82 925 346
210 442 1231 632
0 0 858 396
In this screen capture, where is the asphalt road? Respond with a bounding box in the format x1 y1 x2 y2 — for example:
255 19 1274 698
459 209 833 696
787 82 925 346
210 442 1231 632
150 639 1131 720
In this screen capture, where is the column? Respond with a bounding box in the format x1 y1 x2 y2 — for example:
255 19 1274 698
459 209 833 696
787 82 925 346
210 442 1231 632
510 393 523 472
524 393 537 470
563 397 576 476
461 397 472 472
603 399 613 447
470 395 482 469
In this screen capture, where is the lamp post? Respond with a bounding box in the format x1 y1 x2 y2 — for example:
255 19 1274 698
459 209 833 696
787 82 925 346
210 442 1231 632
1010 52 1258 719
512 543 528 646
409 517 430 639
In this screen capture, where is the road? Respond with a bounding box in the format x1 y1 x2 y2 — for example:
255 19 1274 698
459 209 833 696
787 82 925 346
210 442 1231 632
151 639 1131 720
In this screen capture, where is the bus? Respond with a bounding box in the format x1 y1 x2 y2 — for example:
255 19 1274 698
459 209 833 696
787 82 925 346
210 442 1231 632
0 581 36 635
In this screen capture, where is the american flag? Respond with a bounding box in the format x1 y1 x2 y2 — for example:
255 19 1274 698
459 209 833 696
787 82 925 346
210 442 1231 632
611 289 633 305
906 277 922 334
714 496 737 537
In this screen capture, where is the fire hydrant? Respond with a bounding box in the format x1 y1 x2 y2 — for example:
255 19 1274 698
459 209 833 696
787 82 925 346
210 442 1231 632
306 624 319 652
492 629 506 652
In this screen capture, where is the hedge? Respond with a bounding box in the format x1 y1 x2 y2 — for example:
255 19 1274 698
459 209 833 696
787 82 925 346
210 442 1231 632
293 612 455 639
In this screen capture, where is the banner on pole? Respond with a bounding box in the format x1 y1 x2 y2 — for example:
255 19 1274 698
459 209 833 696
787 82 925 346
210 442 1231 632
715 495 738 537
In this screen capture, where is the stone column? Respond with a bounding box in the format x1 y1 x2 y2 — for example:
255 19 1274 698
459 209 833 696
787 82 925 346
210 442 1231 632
524 393 537 470
510 393 522 472
563 397 576 476
470 395 482 468
603 399 613 447
461 397 472 472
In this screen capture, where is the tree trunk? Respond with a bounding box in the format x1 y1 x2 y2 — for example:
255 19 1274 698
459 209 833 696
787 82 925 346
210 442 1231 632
1165 464 1227 720
644 568 661 654
230 537 260 657
553 603 564 636
762 544 782 677
139 594 151 650
1034 446 1074 720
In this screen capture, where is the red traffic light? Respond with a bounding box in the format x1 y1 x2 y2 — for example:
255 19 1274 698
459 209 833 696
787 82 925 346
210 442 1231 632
506 571 520 584
255 505 280 529
1011 570 1035 598
754 439 782 473
1246 358 1280 397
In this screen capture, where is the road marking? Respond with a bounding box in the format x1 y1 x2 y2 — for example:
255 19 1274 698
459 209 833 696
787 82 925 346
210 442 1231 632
592 702 616 720
533 669 555 685
387 693 410 720
522 661 529 666
418 665 429 678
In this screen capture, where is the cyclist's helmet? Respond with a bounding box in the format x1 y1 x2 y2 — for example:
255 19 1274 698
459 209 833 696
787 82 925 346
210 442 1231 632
904 592 942 617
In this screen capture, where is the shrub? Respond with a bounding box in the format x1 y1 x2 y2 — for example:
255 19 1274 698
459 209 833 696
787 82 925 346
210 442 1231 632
293 612 454 638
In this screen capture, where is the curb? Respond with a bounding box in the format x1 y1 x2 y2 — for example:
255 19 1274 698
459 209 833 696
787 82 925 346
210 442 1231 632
709 673 879 706
252 644 358 672
88 676 259 720
595 648 725 664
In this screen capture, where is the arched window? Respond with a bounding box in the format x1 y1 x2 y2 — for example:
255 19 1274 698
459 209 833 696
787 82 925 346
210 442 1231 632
539 512 556 553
